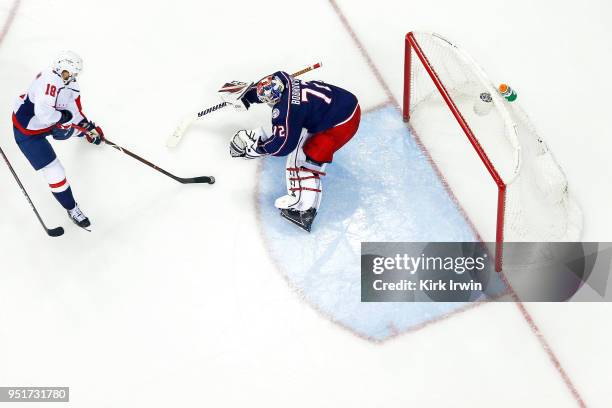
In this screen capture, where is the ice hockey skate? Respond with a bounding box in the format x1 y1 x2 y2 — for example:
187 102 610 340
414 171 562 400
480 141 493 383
280 207 317 232
67 204 91 230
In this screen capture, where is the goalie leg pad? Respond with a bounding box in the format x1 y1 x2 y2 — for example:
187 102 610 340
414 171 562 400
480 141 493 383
275 129 327 212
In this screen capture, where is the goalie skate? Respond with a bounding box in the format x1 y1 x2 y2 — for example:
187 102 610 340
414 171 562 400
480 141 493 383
280 208 317 232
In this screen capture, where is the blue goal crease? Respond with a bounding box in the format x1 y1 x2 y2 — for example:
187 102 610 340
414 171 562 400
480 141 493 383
257 106 492 341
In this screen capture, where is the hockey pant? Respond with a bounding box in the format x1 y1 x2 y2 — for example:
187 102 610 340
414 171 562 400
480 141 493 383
14 127 77 210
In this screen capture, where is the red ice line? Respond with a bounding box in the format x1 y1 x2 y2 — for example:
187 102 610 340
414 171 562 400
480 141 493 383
326 0 587 407
327 0 483 242
0 0 20 46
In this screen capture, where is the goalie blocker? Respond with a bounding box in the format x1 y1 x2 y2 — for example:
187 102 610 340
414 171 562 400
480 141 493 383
222 71 361 232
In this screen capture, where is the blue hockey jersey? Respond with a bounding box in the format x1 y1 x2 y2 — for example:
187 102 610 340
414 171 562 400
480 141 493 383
243 71 358 157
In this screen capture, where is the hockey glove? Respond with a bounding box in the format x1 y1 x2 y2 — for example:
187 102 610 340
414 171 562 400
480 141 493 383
230 129 265 159
52 124 78 140
219 81 254 111
76 119 105 145
229 132 247 158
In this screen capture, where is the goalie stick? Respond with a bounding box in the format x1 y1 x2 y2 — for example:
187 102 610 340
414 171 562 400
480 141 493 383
166 62 322 148
0 145 64 237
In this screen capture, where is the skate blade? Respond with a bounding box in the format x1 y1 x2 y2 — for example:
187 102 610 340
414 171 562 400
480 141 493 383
72 221 92 232
279 209 316 232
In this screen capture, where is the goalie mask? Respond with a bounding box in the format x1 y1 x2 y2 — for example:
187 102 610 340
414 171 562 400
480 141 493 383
53 50 83 84
256 75 284 106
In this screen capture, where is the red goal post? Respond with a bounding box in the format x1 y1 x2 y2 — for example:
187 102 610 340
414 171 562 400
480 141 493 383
402 31 582 272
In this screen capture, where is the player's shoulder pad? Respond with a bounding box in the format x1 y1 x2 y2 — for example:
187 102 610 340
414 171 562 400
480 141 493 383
40 69 65 87
66 80 80 92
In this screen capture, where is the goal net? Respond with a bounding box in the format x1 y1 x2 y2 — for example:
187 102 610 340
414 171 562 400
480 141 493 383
403 31 582 271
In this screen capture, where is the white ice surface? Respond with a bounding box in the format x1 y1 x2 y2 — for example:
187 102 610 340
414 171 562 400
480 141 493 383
0 0 611 407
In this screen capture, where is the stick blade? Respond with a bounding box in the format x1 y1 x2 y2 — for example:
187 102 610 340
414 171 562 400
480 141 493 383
166 118 193 148
47 226 65 237
180 176 215 184
166 129 184 148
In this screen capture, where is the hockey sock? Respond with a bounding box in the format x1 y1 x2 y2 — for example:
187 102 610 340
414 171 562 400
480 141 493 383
39 158 77 210
52 186 77 210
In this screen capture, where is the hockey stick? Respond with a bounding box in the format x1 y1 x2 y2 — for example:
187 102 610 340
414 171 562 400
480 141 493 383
0 145 64 237
166 62 323 148
103 138 215 184
69 124 215 184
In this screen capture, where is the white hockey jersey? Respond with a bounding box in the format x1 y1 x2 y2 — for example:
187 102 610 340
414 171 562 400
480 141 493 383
12 69 86 135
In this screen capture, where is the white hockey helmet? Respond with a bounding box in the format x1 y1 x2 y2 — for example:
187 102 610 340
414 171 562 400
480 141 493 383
53 50 83 83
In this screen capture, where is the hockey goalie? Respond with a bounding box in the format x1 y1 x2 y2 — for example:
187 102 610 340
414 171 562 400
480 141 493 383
220 71 360 232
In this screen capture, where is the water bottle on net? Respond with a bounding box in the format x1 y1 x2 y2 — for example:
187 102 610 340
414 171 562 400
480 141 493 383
499 83 517 102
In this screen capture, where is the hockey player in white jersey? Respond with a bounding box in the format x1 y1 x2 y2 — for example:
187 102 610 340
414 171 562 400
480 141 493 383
12 51 104 229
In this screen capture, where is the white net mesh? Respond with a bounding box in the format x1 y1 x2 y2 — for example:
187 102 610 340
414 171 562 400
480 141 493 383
407 32 582 242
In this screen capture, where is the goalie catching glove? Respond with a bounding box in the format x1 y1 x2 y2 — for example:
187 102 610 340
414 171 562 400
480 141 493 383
218 81 254 111
229 128 266 159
